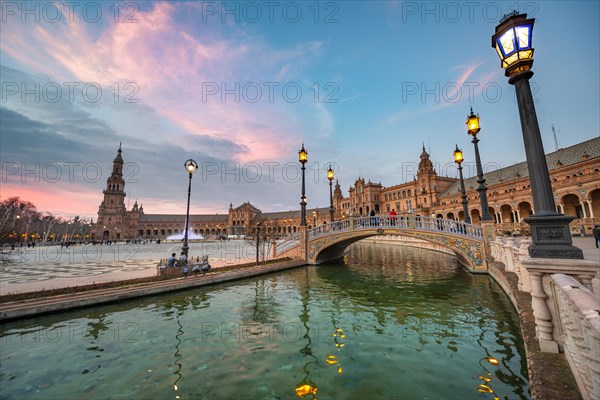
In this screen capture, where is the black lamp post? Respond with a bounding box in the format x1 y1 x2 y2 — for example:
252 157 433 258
182 159 198 261
299 144 308 227
492 12 583 259
453 145 471 224
466 108 493 222
256 222 261 266
327 165 335 222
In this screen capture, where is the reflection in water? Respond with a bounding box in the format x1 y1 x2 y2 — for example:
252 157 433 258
173 307 184 400
0 243 530 399
326 297 345 376
82 313 108 375
478 357 499 399
295 269 318 399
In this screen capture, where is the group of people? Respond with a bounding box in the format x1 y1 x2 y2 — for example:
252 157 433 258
166 252 212 277
167 252 187 268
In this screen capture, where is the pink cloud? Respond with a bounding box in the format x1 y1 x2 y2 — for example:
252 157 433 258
1 183 228 221
1 2 321 162
1 183 101 220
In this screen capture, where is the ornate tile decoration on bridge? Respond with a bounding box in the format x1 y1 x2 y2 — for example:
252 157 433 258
481 222 496 261
408 231 485 270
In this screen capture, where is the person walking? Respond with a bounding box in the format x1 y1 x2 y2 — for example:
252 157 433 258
389 209 397 226
593 225 600 248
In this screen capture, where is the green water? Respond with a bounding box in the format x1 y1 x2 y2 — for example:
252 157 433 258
0 242 529 399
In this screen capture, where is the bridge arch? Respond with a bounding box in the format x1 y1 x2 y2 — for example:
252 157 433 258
305 216 486 273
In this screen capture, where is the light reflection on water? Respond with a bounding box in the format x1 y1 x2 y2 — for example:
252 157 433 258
0 242 529 399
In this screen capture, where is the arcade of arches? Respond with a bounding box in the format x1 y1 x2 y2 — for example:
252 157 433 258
92 138 600 241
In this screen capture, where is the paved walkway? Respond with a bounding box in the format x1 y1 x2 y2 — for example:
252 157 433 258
0 241 259 295
570 236 600 263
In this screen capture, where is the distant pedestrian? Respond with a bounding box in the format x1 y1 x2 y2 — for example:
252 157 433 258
369 209 376 226
593 225 600 248
389 209 397 226
450 221 457 233
167 253 177 268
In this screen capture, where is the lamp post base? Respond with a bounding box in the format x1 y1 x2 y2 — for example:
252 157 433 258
525 214 583 259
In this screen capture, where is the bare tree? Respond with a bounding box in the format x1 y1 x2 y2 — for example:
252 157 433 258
41 213 62 243
0 197 38 242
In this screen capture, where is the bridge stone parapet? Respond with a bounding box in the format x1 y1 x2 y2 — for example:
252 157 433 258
489 236 600 400
550 274 600 400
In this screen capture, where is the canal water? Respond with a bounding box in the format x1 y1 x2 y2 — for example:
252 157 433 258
0 242 530 399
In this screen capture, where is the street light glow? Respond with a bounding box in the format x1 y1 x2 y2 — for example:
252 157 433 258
492 12 535 77
327 165 334 181
466 108 481 136
298 144 308 164
453 145 464 165
185 159 198 174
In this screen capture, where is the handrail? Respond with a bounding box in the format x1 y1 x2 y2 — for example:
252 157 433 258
307 216 483 240
274 233 300 255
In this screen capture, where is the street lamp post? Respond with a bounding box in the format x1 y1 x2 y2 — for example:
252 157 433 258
66 221 72 242
466 108 493 222
453 145 471 224
299 144 308 227
13 215 21 243
256 222 261 266
492 12 583 259
182 159 198 262
327 165 335 222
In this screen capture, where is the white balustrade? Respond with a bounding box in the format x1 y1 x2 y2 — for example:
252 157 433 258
306 216 483 240
489 236 600 400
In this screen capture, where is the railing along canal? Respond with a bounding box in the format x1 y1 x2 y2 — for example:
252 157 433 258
307 216 483 240
274 233 300 255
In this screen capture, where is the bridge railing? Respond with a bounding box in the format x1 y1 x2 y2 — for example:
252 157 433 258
273 233 300 256
307 216 482 240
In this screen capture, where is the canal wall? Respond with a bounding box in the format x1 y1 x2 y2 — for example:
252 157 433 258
487 260 582 400
490 236 600 400
0 259 305 322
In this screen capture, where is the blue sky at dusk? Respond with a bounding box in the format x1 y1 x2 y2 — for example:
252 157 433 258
1 1 599 220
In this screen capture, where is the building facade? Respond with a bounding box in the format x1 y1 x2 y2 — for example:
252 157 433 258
92 138 600 241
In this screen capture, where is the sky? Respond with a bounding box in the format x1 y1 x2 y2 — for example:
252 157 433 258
1 0 599 221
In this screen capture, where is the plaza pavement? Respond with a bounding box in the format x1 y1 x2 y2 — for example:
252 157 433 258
0 240 261 295
0 236 597 295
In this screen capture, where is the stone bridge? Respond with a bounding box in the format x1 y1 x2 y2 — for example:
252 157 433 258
274 216 493 273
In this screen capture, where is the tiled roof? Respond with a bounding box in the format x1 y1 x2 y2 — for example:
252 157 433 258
261 207 330 220
441 136 600 196
139 214 229 223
